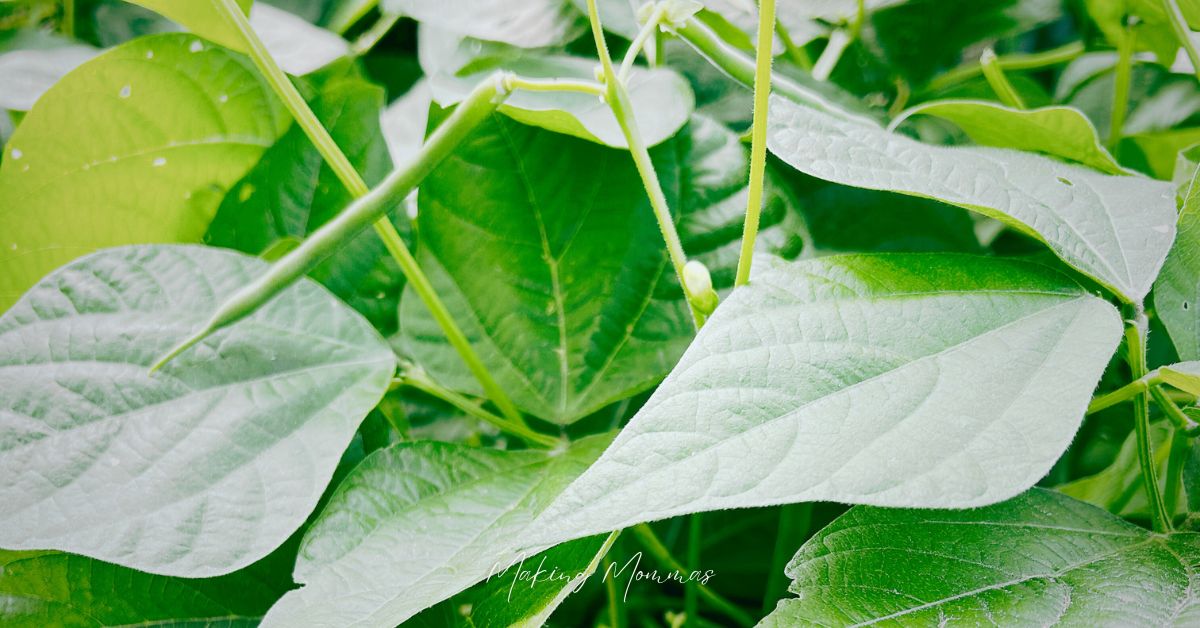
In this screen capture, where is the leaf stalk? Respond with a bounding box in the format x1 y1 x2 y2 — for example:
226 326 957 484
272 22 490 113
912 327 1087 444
1125 314 1172 532
734 0 776 287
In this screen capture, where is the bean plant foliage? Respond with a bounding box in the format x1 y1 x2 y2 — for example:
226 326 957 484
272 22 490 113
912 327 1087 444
3 0 1200 625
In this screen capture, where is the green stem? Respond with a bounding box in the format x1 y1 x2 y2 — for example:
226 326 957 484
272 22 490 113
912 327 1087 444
328 0 378 34
1162 0 1200 82
763 503 811 613
397 371 559 448
620 5 668 81
733 0 776 287
685 514 702 626
1110 19 1136 149
774 20 814 70
351 11 401 56
603 554 625 628
925 41 1085 93
1165 427 1190 518
673 17 873 125
1126 314 1172 532
629 524 754 627
1088 377 1153 414
504 75 605 96
1151 385 1200 434
586 0 703 328
811 28 849 82
980 48 1027 109
168 1 530 429
61 0 74 37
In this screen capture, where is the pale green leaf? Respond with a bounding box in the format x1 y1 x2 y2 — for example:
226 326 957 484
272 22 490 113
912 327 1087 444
430 53 694 148
768 94 1177 303
531 254 1124 542
383 0 586 47
125 0 254 52
1155 170 1200 360
762 488 1200 626
894 100 1125 174
1119 128 1200 180
0 245 395 577
261 436 611 628
0 34 288 311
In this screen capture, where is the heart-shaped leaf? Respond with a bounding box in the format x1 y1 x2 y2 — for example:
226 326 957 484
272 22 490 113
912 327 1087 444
531 254 1123 542
768 94 1176 303
261 436 611 627
894 100 1125 174
398 114 804 424
0 34 288 311
762 488 1200 626
0 245 395 577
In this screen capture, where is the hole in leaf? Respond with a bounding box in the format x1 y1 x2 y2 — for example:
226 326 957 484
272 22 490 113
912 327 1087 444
1057 177 1073 186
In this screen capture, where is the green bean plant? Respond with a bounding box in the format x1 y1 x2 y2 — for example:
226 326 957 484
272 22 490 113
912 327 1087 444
2 0 1200 625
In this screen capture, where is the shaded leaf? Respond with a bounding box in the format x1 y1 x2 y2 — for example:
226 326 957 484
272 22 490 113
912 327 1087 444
0 245 395 576
1155 169 1200 360
531 254 1123 542
0 34 288 311
767 94 1176 303
383 0 586 47
1059 421 1179 519
206 76 404 333
762 488 1200 626
261 436 611 627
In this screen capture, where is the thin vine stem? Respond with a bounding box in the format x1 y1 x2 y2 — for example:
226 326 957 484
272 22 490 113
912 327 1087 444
603 553 625 628
629 524 754 627
980 48 1027 109
585 0 704 328
1150 385 1200 434
1126 314 1172 532
734 0 776 287
1164 427 1189 517
1110 19 1136 149
504 75 605 96
924 41 1084 93
351 11 402 56
620 5 668 81
395 372 559 448
685 514 702 626
763 503 811 613
1162 0 1200 82
61 0 75 37
189 0 529 428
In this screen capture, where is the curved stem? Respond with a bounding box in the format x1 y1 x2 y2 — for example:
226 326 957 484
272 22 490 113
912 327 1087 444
1162 0 1200 82
181 1 529 428
1126 314 1172 532
397 371 559 448
925 41 1084 93
734 0 776 287
504 75 605 96
629 524 754 627
586 0 703 328
351 11 401 56
620 5 667 81
980 48 1027 109
1151 385 1200 434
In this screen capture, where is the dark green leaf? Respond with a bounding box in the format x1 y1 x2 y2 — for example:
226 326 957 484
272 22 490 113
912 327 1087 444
1155 170 1200 360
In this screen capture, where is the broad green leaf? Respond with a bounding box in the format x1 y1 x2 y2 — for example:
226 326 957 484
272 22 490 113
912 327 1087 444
0 245 395 576
894 100 1125 174
261 436 611 627
206 76 405 333
383 0 585 47
0 34 287 311
0 545 294 627
398 114 803 424
1059 422 1179 519
248 3 349 75
1120 128 1200 180
767 95 1177 303
1159 362 1200 394
125 0 254 52
0 44 98 111
762 488 1200 626
405 534 615 627
1155 170 1200 360
530 254 1124 542
430 53 694 148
